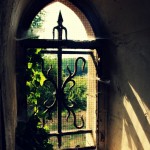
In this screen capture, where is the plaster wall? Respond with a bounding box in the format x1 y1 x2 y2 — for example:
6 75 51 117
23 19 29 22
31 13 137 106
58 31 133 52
0 0 31 149
91 0 150 149
0 0 150 150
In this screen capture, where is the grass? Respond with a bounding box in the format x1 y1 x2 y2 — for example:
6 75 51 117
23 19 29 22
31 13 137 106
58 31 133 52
45 110 87 149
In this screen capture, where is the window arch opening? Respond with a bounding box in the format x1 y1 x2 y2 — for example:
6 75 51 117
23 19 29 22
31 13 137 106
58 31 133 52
16 1 105 150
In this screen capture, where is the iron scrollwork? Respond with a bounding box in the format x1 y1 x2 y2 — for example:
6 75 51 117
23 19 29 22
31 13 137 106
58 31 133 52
40 11 87 148
41 59 57 115
62 57 86 129
42 12 86 129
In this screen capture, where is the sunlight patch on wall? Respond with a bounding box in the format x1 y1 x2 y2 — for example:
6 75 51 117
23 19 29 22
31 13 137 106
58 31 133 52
121 119 137 150
123 95 150 150
128 82 150 125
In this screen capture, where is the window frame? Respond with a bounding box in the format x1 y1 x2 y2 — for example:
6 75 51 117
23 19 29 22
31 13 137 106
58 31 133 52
19 38 102 149
16 1 109 149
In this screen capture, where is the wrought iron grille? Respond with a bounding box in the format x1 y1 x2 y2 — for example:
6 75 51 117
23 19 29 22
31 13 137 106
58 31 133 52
21 12 106 149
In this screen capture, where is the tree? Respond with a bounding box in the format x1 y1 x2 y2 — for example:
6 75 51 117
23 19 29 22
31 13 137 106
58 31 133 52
28 10 45 38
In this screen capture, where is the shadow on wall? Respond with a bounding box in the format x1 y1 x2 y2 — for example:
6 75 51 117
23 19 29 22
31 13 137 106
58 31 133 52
108 78 150 150
122 82 150 150
106 27 150 149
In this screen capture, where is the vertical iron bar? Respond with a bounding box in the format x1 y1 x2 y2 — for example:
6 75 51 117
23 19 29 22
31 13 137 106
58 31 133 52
57 46 62 148
53 11 67 148
57 47 62 148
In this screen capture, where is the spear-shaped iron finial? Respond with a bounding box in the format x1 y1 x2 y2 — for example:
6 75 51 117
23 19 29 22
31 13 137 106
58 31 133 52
53 11 67 40
57 11 63 24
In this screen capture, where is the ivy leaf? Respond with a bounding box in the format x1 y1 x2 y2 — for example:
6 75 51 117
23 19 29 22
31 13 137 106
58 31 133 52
28 62 33 69
39 72 46 86
36 48 42 54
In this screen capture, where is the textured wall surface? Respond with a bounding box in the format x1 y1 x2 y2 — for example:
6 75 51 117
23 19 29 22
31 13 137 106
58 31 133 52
91 0 150 149
0 0 30 149
0 0 17 149
0 0 150 149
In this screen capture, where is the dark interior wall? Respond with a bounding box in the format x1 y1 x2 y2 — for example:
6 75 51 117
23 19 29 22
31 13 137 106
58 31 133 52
91 0 150 149
0 0 17 149
0 0 31 149
0 0 150 150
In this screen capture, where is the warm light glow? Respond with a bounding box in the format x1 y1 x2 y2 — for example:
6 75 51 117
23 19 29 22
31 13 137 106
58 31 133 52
121 119 137 150
128 82 150 125
123 95 150 149
38 2 88 40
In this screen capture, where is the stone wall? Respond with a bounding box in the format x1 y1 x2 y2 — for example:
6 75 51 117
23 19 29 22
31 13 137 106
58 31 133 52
91 0 150 149
0 0 17 149
0 0 150 149
0 0 30 149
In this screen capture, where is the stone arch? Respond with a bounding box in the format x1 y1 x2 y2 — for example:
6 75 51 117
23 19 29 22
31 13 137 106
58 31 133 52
1 0 150 150
17 0 108 39
16 0 110 84
16 1 109 149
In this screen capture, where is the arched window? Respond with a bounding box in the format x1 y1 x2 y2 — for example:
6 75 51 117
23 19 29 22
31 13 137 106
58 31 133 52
16 1 109 149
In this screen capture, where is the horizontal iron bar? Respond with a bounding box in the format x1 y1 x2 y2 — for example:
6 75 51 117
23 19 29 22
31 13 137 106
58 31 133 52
19 39 106 49
62 146 96 150
48 129 92 136
40 50 93 55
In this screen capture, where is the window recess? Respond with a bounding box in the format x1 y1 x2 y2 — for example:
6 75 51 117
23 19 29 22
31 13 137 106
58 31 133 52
18 12 106 150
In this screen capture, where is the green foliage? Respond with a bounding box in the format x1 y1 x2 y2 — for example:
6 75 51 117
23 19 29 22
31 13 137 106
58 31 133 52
64 76 87 111
26 49 56 119
42 55 58 81
41 56 88 111
28 10 45 38
17 10 54 150
26 51 87 144
62 58 88 76
24 8 88 148
31 10 45 29
16 114 53 150
27 53 88 115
